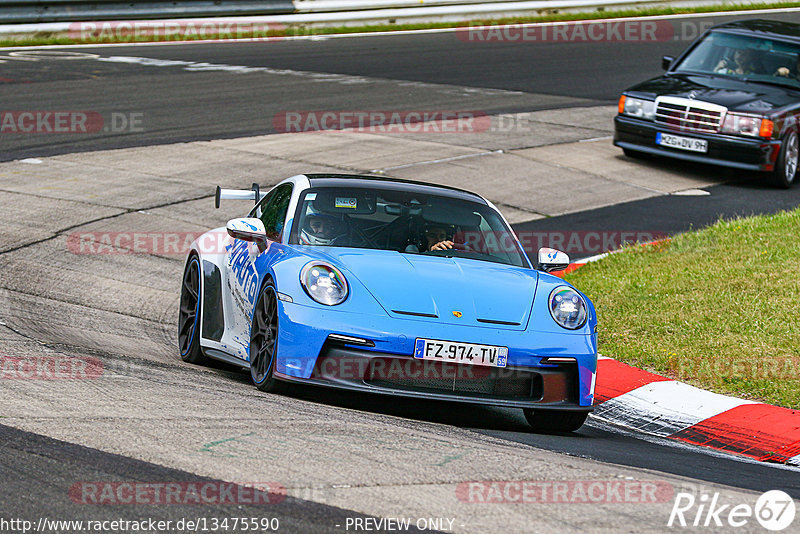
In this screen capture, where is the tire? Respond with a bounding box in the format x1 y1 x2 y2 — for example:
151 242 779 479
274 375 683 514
249 280 284 393
623 148 648 160
523 409 588 433
178 256 208 364
772 131 799 188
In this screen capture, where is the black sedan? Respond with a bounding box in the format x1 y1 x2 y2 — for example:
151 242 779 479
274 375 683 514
614 19 800 188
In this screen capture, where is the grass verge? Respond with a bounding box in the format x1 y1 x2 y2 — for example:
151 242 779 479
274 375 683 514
1 2 800 47
565 208 800 409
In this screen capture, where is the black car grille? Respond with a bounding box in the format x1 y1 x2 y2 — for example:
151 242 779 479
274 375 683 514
365 358 541 399
654 99 724 133
310 346 580 405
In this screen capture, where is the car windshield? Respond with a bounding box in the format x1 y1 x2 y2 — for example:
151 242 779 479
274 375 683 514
290 186 529 267
673 30 800 87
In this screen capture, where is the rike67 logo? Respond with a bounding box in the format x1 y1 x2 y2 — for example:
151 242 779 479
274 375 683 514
669 490 796 531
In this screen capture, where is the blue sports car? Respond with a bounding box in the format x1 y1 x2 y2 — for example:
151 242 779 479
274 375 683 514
179 174 598 432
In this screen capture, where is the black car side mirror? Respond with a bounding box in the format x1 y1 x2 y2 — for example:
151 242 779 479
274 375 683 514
662 56 675 70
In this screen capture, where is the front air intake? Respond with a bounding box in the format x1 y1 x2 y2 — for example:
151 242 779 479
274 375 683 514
654 96 727 133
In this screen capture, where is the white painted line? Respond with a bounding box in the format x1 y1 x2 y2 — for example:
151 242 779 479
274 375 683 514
19 158 42 164
8 50 99 59
578 135 613 143
372 150 500 173
593 380 756 437
671 188 710 196
82 55 522 98
1 7 800 51
582 251 611 263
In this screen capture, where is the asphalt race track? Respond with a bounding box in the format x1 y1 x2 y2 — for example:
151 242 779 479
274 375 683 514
0 424 408 533
2 10 800 533
0 10 798 161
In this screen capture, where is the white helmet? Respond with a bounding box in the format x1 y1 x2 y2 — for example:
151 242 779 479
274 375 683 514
299 214 343 246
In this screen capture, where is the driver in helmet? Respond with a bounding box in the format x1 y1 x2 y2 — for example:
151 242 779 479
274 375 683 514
299 213 345 246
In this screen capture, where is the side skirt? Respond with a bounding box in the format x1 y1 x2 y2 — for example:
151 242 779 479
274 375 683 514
203 347 250 369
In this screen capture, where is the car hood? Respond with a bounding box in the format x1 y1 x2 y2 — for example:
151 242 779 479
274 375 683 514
627 73 800 113
308 248 538 330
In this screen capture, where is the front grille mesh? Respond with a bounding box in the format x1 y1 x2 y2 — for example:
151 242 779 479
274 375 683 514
654 98 725 133
365 358 538 399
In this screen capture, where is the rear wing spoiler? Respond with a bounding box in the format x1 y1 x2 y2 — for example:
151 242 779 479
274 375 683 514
215 183 266 208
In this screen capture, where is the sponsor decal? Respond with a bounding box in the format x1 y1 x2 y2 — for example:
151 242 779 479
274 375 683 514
227 240 260 307
335 197 358 209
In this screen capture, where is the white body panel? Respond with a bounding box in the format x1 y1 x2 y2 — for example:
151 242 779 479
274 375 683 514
189 175 310 365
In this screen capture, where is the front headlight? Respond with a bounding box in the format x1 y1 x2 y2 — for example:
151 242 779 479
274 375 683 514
549 286 588 330
620 95 656 120
720 113 773 138
300 262 348 305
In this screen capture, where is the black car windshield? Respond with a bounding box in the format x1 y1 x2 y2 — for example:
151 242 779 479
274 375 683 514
673 30 800 87
290 186 529 267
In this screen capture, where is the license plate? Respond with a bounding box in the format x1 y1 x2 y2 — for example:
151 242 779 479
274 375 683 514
413 338 508 368
656 132 708 153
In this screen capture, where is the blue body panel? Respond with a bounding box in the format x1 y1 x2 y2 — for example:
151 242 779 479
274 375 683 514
257 245 598 407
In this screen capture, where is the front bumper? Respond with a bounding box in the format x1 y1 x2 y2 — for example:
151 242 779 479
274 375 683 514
614 115 780 171
275 345 589 410
272 301 597 409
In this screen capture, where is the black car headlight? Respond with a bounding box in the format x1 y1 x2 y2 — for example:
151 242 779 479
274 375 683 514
619 95 655 120
549 286 588 330
300 262 348 305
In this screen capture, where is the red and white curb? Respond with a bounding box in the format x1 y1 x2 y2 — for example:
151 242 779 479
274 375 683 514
550 240 800 466
557 251 611 275
592 356 800 466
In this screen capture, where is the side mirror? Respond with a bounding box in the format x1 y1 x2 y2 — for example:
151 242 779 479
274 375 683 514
662 56 675 71
538 247 570 272
227 218 267 245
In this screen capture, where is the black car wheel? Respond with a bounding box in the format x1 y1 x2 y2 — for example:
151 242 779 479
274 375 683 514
178 256 207 364
772 130 799 188
523 409 588 433
250 280 283 393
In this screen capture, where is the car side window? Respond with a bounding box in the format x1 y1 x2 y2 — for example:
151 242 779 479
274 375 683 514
250 183 293 241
